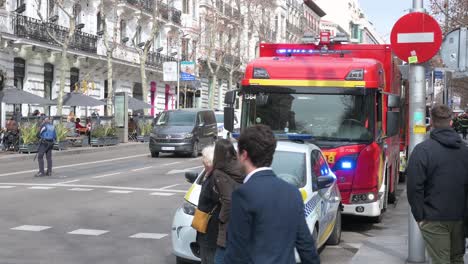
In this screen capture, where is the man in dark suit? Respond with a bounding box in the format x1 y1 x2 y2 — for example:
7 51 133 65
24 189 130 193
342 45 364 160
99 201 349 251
224 125 320 264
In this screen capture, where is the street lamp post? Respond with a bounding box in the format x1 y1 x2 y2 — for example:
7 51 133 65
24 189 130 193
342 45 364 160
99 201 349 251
171 51 179 110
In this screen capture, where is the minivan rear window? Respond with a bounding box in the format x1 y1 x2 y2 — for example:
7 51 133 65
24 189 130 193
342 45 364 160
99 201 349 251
157 111 196 126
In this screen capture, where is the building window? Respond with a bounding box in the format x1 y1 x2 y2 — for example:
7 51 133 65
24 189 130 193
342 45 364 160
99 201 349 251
183 0 189 14
16 0 24 9
70 67 79 92
47 0 55 18
120 20 127 43
135 26 142 45
13 58 25 91
97 12 102 32
44 63 54 115
191 40 197 61
73 4 81 25
181 38 188 60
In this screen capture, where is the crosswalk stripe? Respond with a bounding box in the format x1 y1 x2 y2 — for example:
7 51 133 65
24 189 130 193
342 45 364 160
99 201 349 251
0 186 16 189
150 192 175 196
28 186 55 190
68 229 109 236
129 233 168 239
68 188 93 192
11 225 51 232
108 190 133 194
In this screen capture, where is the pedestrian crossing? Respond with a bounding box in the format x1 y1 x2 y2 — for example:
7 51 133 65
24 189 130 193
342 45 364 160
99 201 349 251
0 185 180 196
9 225 168 240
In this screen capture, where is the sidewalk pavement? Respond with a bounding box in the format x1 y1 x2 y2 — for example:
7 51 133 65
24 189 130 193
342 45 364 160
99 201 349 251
350 189 468 264
0 142 146 162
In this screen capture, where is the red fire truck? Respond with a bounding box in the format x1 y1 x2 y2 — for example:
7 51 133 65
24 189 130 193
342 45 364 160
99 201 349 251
224 33 404 221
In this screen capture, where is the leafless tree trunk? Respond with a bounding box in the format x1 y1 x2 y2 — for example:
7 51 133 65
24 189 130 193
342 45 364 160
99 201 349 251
36 0 80 118
100 0 119 116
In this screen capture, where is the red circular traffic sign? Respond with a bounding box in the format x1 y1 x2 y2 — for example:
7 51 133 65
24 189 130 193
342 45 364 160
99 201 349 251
390 12 442 63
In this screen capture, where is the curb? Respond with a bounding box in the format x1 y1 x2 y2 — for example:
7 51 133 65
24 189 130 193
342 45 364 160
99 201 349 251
0 142 148 162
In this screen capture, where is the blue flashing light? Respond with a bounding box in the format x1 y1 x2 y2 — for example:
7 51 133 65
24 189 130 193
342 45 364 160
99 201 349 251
232 133 240 139
341 161 353 169
276 49 352 55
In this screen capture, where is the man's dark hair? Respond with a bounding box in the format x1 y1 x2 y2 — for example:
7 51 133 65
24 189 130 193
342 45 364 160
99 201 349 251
238 125 277 168
431 104 452 128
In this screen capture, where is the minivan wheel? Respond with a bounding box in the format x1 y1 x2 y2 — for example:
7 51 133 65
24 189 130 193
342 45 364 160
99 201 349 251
151 151 159 158
191 142 199 158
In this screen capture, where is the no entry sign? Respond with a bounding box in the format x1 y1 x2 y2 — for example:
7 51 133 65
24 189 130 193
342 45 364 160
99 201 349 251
390 12 442 63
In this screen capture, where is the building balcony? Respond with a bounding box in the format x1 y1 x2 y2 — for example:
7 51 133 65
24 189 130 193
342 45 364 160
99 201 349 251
286 20 303 37
146 51 176 68
12 15 97 53
125 0 154 13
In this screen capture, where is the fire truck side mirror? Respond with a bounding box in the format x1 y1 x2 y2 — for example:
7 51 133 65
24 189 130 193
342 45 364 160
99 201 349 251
224 90 237 105
387 111 400 137
388 95 401 108
224 107 235 133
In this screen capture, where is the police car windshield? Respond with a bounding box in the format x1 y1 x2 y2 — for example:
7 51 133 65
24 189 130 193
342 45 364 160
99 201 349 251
272 151 306 188
156 112 196 126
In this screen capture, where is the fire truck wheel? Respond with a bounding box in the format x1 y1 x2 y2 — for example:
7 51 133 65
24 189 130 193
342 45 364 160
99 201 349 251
371 212 384 223
399 171 406 183
326 210 342 245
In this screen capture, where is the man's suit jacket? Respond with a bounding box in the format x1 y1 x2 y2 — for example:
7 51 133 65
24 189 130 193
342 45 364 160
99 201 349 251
224 169 320 264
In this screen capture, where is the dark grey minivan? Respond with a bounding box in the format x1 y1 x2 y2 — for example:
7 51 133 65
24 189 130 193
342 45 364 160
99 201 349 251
149 109 217 157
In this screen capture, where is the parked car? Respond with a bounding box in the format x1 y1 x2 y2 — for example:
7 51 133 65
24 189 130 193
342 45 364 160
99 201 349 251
149 109 218 157
214 110 240 139
171 141 342 263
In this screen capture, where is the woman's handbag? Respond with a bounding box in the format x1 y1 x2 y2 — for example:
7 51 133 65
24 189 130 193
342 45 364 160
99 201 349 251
191 206 217 234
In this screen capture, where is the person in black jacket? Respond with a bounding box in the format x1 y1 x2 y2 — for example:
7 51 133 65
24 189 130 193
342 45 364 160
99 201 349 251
224 125 320 264
407 104 468 264
196 145 220 264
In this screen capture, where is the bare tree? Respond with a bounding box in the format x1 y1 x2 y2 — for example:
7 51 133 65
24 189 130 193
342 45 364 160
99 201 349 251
429 0 468 32
132 1 168 114
36 0 81 117
243 0 277 44
99 0 119 116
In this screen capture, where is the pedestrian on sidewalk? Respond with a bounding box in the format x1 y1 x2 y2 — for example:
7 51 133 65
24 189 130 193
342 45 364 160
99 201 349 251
224 125 320 264
407 104 468 264
211 139 244 264
35 118 56 177
196 145 220 264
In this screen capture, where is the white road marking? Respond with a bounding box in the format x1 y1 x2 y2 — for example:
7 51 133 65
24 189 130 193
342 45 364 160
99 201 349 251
69 188 93 192
159 184 179 190
162 162 182 166
166 165 204 175
149 192 175 196
53 180 80 185
0 154 148 177
0 183 186 193
397 32 434 43
108 190 133 194
92 172 122 179
0 186 16 189
131 166 153 172
28 186 55 190
11 225 51 232
129 233 168 239
189 157 202 161
68 229 109 236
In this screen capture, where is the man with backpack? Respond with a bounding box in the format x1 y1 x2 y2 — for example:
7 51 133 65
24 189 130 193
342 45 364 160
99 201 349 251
35 118 56 177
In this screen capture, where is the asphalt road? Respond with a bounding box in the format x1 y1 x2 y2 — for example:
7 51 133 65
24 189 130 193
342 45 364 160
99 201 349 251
0 144 406 264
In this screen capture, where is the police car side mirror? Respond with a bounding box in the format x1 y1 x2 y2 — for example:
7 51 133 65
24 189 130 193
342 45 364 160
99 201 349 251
317 175 335 190
185 171 198 184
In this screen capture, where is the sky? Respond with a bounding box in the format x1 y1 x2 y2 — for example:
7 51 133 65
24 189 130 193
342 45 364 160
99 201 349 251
358 0 429 43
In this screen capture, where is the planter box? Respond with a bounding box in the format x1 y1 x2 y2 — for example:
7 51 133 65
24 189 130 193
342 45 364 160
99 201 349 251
107 136 119 146
137 135 150 143
19 143 39 154
54 140 69 151
90 137 106 147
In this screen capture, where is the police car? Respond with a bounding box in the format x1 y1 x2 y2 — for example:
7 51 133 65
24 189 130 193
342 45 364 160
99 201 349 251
171 141 342 263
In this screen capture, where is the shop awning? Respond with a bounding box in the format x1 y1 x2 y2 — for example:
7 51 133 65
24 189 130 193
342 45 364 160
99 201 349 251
56 92 106 107
0 88 55 105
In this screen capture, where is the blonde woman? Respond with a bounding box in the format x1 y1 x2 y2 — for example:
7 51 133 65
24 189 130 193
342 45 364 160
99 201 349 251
196 145 219 264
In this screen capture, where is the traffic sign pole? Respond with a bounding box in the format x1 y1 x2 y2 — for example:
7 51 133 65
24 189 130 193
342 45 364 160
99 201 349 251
408 0 427 263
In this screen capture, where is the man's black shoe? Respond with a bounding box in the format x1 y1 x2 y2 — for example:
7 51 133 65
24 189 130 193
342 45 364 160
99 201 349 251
46 171 52 176
34 172 46 177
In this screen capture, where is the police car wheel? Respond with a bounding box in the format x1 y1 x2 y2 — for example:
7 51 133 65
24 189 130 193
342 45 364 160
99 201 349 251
326 210 342 245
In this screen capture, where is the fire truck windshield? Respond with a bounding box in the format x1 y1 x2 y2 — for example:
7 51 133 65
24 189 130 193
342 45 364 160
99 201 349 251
242 93 375 142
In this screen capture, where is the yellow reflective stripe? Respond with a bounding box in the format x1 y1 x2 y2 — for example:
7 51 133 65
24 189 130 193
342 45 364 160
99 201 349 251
318 221 335 245
300 188 308 202
184 184 195 201
248 79 366 87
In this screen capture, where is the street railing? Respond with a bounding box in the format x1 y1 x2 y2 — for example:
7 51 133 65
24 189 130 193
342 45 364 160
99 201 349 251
146 51 176 68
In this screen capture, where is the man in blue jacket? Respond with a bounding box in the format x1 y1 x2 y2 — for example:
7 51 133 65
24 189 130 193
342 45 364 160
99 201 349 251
35 118 56 177
224 125 320 264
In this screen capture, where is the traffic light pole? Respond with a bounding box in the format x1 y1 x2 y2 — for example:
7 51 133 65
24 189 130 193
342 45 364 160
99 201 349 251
407 0 428 263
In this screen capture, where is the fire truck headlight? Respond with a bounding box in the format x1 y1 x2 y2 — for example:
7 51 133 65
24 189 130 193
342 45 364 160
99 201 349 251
351 192 377 204
253 67 270 79
345 69 364 81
